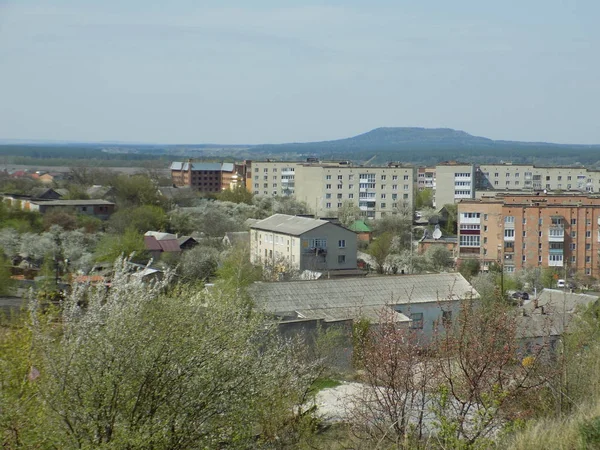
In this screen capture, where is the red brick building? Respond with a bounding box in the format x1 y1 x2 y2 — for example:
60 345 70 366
170 161 241 192
458 193 600 279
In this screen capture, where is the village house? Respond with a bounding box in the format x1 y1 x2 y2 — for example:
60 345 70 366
250 214 358 275
28 200 115 219
249 272 479 346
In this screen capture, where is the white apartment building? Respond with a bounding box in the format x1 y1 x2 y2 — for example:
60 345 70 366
417 167 436 191
246 160 301 197
293 162 415 220
434 162 476 208
250 214 358 273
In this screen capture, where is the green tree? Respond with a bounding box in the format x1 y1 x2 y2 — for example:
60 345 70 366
337 200 361 227
458 258 480 281
29 259 320 448
423 245 454 272
442 203 458 235
0 250 14 296
415 188 434 209
108 205 167 234
367 232 394 274
216 185 253 204
95 228 148 263
110 173 163 208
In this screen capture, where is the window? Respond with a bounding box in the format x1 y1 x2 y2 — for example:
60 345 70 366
410 312 424 329
337 202 342 208
381 193 386 199
338 240 346 248
337 255 346 264
337 193 342 199
392 175 398 180
273 175 277 180
570 243 576 250
586 256 591 263
586 268 592 275
326 193 331 199
338 175 343 180
571 256 576 263
349 174 354 181
483 237 487 244
381 175 386 180
349 193 354 199
381 203 386 208
442 310 452 327
381 184 386 189
587 230 592 238
586 243 591 250
505 216 515 223
264 168 268 172
392 193 398 200
460 235 480 246
403 194 409 199
571 218 577 225
504 229 515 238
484 225 488 231
326 184 331 189
337 184 342 189
403 175 409 181
571 231 577 238
484 214 488 220
506 172 510 177
326 175 331 180
392 184 398 190
326 202 331 208
254 168 259 172
403 184 409 190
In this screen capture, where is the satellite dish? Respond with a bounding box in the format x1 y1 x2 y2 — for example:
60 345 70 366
432 226 442 240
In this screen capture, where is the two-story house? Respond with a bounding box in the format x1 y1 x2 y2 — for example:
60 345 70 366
250 214 358 274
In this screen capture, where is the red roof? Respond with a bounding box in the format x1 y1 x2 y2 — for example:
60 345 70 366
144 236 181 252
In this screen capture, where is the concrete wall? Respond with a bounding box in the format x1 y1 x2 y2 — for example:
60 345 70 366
393 300 462 345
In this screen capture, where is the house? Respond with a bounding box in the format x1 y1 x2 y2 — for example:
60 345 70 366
222 231 249 247
30 187 63 200
28 200 115 219
517 289 599 355
250 214 358 274
144 232 181 259
86 185 117 200
248 273 479 345
178 235 198 250
348 220 373 243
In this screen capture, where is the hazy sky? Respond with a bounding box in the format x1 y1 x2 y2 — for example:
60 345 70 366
1 1 599 144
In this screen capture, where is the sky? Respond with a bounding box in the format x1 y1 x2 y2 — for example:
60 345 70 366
0 0 599 145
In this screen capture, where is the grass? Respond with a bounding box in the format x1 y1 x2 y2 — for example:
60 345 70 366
311 377 342 393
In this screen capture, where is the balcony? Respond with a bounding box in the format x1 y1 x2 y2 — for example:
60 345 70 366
548 257 564 267
460 216 481 225
459 247 480 256
548 226 564 242
281 170 295 176
504 234 515 242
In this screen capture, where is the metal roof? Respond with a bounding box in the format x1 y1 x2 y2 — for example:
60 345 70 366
251 214 330 236
170 162 235 172
249 273 478 322
30 200 114 206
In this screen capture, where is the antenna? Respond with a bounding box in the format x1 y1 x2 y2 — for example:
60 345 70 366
432 225 442 240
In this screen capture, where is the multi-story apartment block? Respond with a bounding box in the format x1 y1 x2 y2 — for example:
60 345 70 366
170 161 240 192
417 167 436 191
245 160 299 197
293 162 415 220
477 163 600 193
434 162 475 208
457 193 600 278
250 214 358 273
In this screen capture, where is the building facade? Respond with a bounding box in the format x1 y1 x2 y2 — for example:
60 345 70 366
434 162 475 208
250 214 358 273
245 160 299 197
293 162 415 220
457 193 600 278
170 161 240 192
417 167 436 191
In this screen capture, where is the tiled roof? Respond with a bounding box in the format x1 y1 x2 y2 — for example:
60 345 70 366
251 214 330 236
249 273 478 322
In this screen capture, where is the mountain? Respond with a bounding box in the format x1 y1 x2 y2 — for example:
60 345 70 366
248 127 600 165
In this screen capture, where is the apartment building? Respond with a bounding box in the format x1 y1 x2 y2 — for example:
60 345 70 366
245 160 301 197
434 162 475 208
417 167 436 191
170 161 240 192
477 163 600 193
293 162 415 220
457 193 600 278
250 214 358 273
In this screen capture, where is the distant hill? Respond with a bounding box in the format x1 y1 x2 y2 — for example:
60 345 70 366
249 127 600 165
2 127 600 167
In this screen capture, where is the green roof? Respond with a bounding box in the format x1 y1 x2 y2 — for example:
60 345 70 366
349 220 372 233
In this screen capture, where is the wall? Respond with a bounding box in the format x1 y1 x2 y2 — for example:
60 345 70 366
300 222 358 271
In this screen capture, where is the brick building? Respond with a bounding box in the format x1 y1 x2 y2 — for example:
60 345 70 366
458 193 600 278
170 161 241 192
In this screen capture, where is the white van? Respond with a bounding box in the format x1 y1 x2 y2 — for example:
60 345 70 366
557 279 566 288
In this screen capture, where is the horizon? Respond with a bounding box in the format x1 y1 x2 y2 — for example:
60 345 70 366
2 126 600 147
1 1 599 145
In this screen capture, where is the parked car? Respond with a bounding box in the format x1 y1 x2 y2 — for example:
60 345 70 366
511 291 530 300
557 279 566 288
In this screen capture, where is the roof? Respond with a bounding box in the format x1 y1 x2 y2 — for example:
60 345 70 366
30 199 114 206
518 289 599 339
144 232 181 252
144 231 177 241
170 162 235 172
86 185 114 198
249 273 478 323
251 214 331 236
349 220 372 233
177 235 197 246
